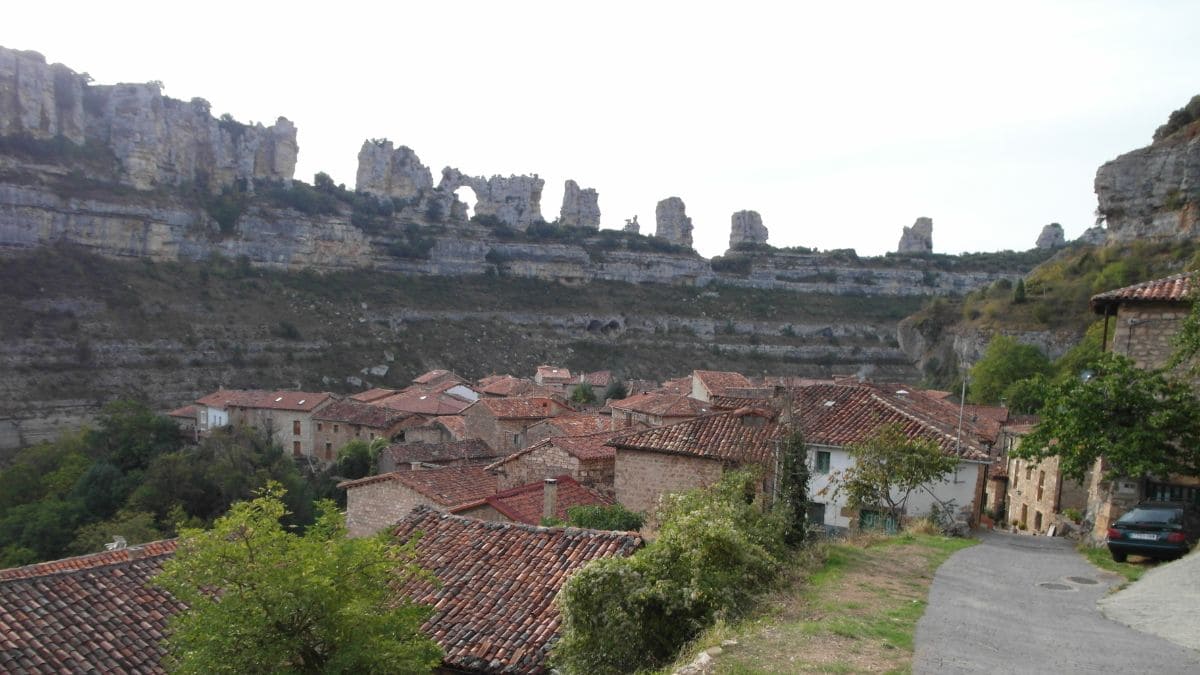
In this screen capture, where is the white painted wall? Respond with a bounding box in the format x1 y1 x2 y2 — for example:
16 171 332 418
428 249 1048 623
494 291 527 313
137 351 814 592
806 444 982 529
199 405 228 431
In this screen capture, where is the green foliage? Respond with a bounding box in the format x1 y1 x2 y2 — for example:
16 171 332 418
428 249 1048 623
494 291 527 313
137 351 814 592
969 335 1051 405
710 254 754 276
68 509 164 555
1014 352 1200 482
833 424 958 523
777 430 811 546
259 180 343 217
565 503 645 531
1153 93 1200 142
570 381 597 404
154 484 443 674
85 399 185 471
1012 277 1027 304
335 439 383 481
1171 295 1200 373
602 379 628 401
554 472 788 674
202 186 248 235
1002 374 1048 415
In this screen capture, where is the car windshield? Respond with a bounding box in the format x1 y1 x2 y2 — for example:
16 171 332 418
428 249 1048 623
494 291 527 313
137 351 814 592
1117 507 1181 526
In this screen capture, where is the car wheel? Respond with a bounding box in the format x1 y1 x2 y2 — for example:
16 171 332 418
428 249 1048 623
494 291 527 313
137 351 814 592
1111 551 1128 563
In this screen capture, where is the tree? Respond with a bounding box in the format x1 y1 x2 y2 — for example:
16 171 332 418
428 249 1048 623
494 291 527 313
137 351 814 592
969 335 1052 404
833 424 959 524
570 382 597 404
776 430 811 546
1171 293 1200 373
603 379 628 401
154 484 443 674
336 438 386 480
1012 277 1027 304
1013 352 1200 482
83 400 184 472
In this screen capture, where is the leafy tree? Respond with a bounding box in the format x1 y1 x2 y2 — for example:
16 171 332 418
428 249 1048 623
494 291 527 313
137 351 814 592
84 400 183 471
570 382 597 404
776 430 811 546
155 484 443 674
336 438 384 480
1012 277 1027 304
565 503 644 531
0 499 82 565
69 509 164 555
969 335 1052 404
1013 353 1200 482
1002 374 1048 415
1170 294 1200 373
832 424 959 524
602 379 628 401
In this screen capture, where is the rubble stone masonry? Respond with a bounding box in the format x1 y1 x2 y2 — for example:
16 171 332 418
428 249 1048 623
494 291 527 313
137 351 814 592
614 448 724 515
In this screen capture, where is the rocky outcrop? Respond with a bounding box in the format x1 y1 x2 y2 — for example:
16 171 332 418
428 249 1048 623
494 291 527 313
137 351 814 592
1077 225 1107 246
0 46 297 192
1035 223 1065 249
559 179 600 229
439 168 544 229
897 217 933 254
730 210 768 248
655 197 693 248
1094 126 1200 243
0 48 85 143
355 139 433 200
623 216 640 234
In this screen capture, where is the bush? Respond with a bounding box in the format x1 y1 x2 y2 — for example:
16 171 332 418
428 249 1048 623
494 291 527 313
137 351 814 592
566 503 644 531
554 471 788 674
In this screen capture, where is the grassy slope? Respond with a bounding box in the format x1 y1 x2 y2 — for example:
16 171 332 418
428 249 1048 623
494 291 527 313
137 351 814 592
669 533 975 674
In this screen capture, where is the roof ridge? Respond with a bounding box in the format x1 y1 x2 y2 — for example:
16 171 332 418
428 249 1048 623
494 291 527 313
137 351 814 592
0 539 178 581
864 389 986 458
404 504 642 542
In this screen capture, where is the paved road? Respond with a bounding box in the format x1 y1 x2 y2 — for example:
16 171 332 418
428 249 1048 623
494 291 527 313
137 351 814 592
914 531 1200 674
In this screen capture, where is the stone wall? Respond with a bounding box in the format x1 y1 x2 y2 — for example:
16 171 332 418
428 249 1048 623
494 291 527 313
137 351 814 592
1108 302 1190 370
1006 455 1088 533
614 448 723 515
494 444 583 490
344 478 433 537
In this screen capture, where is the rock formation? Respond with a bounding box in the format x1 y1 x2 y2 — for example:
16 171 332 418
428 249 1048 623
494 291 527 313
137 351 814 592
0 48 85 143
655 197 694 248
439 168 544 229
355 139 433 200
897 217 933 254
0 46 296 192
624 216 640 234
730 210 768 248
559 179 600 229
1077 225 1107 246
1094 124 1200 243
1035 223 1065 249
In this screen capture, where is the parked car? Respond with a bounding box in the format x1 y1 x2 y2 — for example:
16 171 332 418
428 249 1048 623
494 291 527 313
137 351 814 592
1106 502 1198 562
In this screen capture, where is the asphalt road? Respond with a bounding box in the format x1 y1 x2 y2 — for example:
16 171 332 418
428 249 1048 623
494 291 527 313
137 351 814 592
913 531 1200 674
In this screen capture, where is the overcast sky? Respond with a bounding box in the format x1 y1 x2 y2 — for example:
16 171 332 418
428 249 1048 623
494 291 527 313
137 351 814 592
5 1 1198 257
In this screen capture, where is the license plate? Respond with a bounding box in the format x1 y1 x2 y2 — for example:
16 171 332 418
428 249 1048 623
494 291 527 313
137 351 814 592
1129 533 1158 540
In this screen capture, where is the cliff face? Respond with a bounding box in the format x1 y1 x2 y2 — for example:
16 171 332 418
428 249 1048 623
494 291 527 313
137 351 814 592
1095 121 1200 242
0 46 296 192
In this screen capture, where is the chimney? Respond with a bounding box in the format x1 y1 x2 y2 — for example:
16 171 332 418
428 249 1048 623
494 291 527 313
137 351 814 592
543 478 558 523
410 461 422 471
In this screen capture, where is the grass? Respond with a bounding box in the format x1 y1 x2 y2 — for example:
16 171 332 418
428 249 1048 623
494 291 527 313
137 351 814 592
663 531 975 674
1079 543 1158 584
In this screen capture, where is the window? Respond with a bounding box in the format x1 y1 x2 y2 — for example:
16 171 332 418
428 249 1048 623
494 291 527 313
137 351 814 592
1036 471 1045 501
815 451 831 473
369 432 375 440
333 424 339 433
317 422 323 432
293 420 301 436
324 442 332 460
1025 466 1032 481
293 441 301 456
1034 511 1043 531
806 502 826 525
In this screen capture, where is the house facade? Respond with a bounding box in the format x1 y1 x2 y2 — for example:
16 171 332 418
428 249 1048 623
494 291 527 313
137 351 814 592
486 430 620 494
339 465 498 538
1006 454 1088 533
195 390 332 458
311 400 410 462
462 397 572 452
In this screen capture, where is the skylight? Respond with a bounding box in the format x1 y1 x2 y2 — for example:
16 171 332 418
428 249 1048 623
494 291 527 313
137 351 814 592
275 397 283 402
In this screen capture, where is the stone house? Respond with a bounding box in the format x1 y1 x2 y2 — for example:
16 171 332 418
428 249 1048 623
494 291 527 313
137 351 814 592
377 439 499 473
1084 273 1200 540
349 387 397 403
403 415 467 444
392 506 641 673
798 383 992 530
477 374 546 398
462 397 572 452
453 475 613 525
196 390 332 458
311 400 411 462
690 369 752 402
165 404 198 441
608 408 784 515
339 465 498 538
608 391 710 428
1007 453 1088 534
533 365 573 393
522 412 613 447
485 430 622 494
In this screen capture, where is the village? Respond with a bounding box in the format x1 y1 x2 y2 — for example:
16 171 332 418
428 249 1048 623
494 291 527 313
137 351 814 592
3 268 1198 673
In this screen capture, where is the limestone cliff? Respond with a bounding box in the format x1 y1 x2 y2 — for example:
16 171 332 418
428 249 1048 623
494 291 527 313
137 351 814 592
1094 117 1200 243
439 168 544 229
559 179 600 229
730 210 768 248
355 139 433 200
655 197 693 248
0 45 296 192
897 217 933 254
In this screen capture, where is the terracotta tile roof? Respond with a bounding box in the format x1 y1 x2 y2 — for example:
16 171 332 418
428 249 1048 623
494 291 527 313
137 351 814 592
658 376 693 395
195 389 331 412
609 391 710 418
457 475 614 525
795 384 989 461
608 408 784 465
341 465 498 507
313 399 410 428
710 395 775 411
582 370 613 387
413 369 464 386
536 365 572 382
166 404 196 419
623 379 661 396
375 390 473 415
393 507 641 673
693 370 753 397
539 412 612 436
1091 272 1195 313
0 541 182 674
434 415 467 439
472 397 567 420
485 430 625 472
479 376 542 397
385 439 500 466
349 387 398 403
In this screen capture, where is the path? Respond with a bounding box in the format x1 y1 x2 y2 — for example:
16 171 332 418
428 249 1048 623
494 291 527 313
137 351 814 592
913 531 1200 673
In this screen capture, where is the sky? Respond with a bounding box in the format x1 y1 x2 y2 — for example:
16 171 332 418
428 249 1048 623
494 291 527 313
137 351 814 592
5 1 1199 258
